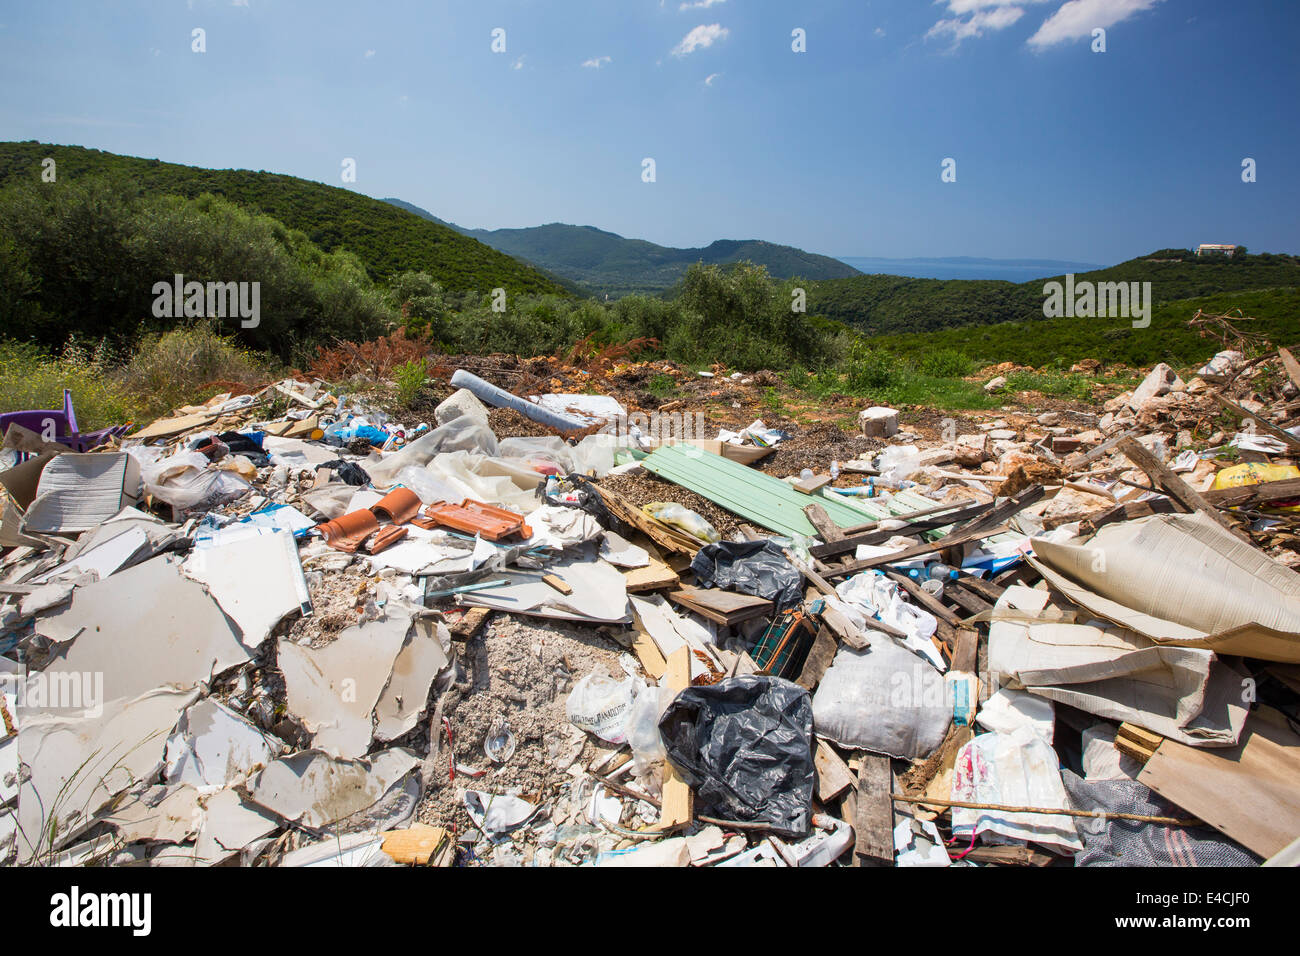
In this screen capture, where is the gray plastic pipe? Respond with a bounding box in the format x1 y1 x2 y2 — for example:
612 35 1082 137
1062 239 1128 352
450 368 591 432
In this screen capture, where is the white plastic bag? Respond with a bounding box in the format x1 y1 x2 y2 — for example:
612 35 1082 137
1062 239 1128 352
566 670 636 743
624 681 671 777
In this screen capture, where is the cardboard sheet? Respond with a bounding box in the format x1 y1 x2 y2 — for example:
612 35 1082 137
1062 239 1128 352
1030 511 1300 662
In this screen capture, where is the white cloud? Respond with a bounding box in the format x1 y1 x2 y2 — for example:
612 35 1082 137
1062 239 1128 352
231 0 249 7
704 72 722 85
364 49 376 58
512 55 526 70
582 55 612 69
874 27 886 37
927 5 1025 47
672 23 729 57
1028 0 1161 48
680 0 725 9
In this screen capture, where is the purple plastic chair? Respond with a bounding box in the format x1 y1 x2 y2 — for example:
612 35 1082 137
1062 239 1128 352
0 390 131 457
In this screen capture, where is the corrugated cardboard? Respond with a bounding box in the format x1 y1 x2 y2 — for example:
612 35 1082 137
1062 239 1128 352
21 452 143 534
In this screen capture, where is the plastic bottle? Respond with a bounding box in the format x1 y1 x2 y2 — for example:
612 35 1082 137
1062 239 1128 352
927 562 959 582
830 460 840 480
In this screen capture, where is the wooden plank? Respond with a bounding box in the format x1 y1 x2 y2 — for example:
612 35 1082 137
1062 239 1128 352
953 574 1005 604
542 573 573 595
667 587 772 625
809 501 991 559
949 628 979 673
828 524 1009 578
447 606 491 642
803 503 844 542
630 613 668 680
622 555 680 593
795 624 838 690
1278 347 1300 392
1115 723 1163 764
659 647 694 831
1138 709 1300 858
1212 393 1300 451
1203 477 1300 509
853 754 894 866
886 570 963 628
814 739 854 803
794 474 833 495
945 583 993 617
1118 436 1248 539
381 824 451 866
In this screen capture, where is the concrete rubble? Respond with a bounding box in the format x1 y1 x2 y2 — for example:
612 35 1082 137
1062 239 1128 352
1 353 1299 869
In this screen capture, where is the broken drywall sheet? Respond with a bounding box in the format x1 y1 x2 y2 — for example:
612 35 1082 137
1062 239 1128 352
164 697 285 789
193 787 281 865
15 686 200 864
373 618 450 742
630 593 720 680
32 555 250 710
99 783 202 845
277 613 410 759
183 529 312 650
461 553 631 624
988 585 1248 747
248 747 419 830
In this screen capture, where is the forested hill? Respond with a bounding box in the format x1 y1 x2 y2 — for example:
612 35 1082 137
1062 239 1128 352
385 199 860 296
0 142 570 296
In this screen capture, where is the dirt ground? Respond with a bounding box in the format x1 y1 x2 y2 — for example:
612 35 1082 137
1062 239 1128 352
415 614 630 860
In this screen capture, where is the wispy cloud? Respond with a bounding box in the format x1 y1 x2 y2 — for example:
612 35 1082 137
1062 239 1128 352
364 49 376 58
511 55 526 71
1028 0 1162 48
680 0 725 10
927 3 1033 49
672 23 729 57
704 72 722 86
232 0 249 7
582 55 612 69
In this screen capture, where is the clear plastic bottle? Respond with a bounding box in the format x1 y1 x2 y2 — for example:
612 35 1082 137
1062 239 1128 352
928 562 959 582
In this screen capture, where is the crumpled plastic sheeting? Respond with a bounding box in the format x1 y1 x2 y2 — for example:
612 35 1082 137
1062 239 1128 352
365 416 498 488
525 505 603 550
130 448 251 512
950 727 1082 855
658 676 815 838
689 540 803 610
836 571 945 671
1061 770 1259 867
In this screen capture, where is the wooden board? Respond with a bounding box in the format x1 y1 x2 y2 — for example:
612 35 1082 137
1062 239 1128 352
630 613 668 680
795 624 838 691
1138 709 1300 858
622 555 680 593
667 586 773 625
381 824 451 866
854 754 894 866
814 739 854 803
794 474 833 495
1118 435 1248 539
659 647 694 831
131 412 218 441
448 606 491 642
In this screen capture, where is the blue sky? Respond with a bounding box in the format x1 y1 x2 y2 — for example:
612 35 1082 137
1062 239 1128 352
1 0 1296 265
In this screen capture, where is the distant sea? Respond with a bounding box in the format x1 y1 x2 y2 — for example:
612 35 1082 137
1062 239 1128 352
837 256 1107 282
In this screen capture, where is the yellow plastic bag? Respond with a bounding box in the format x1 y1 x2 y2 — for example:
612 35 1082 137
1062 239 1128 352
1212 463 1300 511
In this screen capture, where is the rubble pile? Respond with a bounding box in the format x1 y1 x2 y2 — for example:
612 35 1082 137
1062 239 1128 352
1 345 1298 868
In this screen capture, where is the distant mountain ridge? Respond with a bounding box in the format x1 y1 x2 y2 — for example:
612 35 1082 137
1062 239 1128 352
384 198 860 295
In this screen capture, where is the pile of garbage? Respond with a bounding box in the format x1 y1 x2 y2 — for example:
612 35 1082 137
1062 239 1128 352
0 349 1297 868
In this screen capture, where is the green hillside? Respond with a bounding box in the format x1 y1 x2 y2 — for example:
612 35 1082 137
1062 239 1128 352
864 287 1300 370
809 250 1300 336
385 199 860 295
0 142 569 296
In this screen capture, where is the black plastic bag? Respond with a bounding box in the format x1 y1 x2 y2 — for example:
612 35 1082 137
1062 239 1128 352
690 539 803 610
321 459 371 486
658 676 815 837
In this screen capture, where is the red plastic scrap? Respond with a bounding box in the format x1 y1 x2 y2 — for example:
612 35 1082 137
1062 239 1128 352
417 499 532 541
